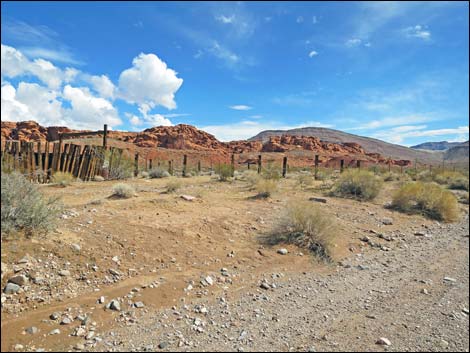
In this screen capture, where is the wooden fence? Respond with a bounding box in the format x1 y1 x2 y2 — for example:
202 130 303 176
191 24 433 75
0 140 125 183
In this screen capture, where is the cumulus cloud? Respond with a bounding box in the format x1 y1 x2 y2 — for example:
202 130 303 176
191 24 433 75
1 44 65 89
62 85 121 129
83 74 116 99
126 103 172 127
118 53 183 110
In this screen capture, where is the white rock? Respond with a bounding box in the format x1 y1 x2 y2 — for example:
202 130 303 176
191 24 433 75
277 248 288 255
376 337 391 346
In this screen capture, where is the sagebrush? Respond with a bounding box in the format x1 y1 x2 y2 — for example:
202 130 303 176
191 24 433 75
51 172 75 187
1 172 62 237
215 164 233 181
266 200 336 261
149 167 170 179
166 178 182 193
255 179 278 198
112 183 135 198
391 182 459 222
331 170 382 200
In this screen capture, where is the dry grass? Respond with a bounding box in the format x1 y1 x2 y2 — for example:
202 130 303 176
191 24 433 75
215 164 233 181
243 170 260 189
149 167 170 179
112 183 135 198
391 182 459 222
331 170 383 200
262 200 337 261
296 173 313 189
166 178 182 193
255 179 278 198
51 172 75 187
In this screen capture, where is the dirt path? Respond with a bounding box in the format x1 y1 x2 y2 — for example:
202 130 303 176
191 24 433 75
90 216 469 352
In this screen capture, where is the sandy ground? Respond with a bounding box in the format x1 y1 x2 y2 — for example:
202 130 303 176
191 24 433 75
1 174 468 352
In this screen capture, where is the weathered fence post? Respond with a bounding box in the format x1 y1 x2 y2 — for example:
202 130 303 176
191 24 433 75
282 156 287 178
231 153 235 177
149 159 152 170
356 160 361 169
103 124 108 148
314 155 319 180
340 159 344 173
168 160 173 175
415 158 418 174
257 154 262 174
134 153 139 177
247 162 250 170
388 160 391 173
182 154 187 177
198 160 201 173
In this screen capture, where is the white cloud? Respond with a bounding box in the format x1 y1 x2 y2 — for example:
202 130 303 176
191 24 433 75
372 125 469 144
345 38 362 47
202 120 334 142
19 46 83 66
347 115 437 131
126 103 172 128
62 85 121 129
308 50 318 58
1 44 65 89
296 16 304 23
215 15 235 24
1 83 30 121
229 105 252 111
118 53 183 110
84 74 116 99
312 16 318 24
208 41 240 66
403 25 431 40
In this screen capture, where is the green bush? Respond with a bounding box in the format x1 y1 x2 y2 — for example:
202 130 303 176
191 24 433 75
149 167 170 179
331 170 383 200
1 172 61 237
215 164 233 181
391 182 459 222
448 176 469 191
51 172 75 187
112 183 135 198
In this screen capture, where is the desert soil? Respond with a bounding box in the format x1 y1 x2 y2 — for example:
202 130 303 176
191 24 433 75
1 174 469 352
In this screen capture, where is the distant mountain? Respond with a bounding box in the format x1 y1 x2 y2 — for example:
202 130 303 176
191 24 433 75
249 127 443 164
410 141 463 151
443 141 469 164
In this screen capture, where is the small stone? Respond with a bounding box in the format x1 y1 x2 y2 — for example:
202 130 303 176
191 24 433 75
60 316 72 325
25 326 38 334
109 269 120 276
86 331 95 340
180 195 196 201
443 277 457 282
260 282 270 290
277 248 288 255
309 197 327 203
134 301 145 308
74 343 85 350
420 288 429 295
382 218 393 225
49 329 61 335
3 283 21 294
50 312 60 320
158 342 168 349
376 337 391 346
108 299 121 311
8 275 28 286
71 243 81 252
14 344 24 351
73 327 86 337
58 270 71 277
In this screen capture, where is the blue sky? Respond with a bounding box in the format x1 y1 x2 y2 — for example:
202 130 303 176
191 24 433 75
1 1 469 146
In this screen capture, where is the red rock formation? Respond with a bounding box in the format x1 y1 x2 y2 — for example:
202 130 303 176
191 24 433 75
1 120 411 166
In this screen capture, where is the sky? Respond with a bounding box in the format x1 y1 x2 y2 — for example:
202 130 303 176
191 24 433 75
1 1 469 146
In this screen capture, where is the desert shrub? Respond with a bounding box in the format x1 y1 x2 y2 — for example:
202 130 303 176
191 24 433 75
261 162 281 180
1 172 61 237
107 151 134 180
460 192 469 204
149 167 170 179
255 179 278 198
215 164 233 181
268 200 336 260
51 172 75 187
112 183 135 198
140 171 149 178
166 178 182 193
391 182 459 222
331 170 382 200
415 170 433 182
314 168 332 181
383 172 400 182
93 175 105 182
448 176 469 191
296 173 313 189
242 170 260 189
